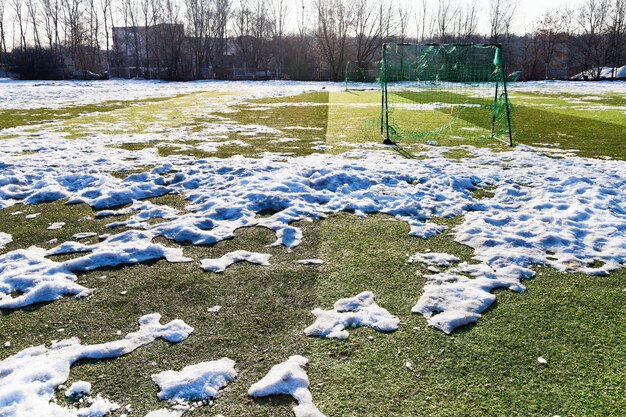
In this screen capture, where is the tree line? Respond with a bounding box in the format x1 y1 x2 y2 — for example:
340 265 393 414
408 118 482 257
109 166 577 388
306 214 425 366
0 0 624 81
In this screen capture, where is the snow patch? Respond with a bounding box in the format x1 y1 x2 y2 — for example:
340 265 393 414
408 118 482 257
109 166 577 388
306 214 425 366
151 358 237 402
248 356 325 417
47 222 66 230
65 381 91 397
412 261 533 334
295 259 324 265
72 232 98 240
305 292 399 339
144 409 184 417
0 231 191 309
200 250 271 273
409 252 460 267
0 314 193 417
0 233 11 249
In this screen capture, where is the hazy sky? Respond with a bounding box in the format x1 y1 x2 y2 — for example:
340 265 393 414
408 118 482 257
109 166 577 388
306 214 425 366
504 0 582 34
374 0 584 36
292 0 584 37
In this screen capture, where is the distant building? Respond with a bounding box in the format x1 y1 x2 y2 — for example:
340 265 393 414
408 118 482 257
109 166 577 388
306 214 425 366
110 23 280 80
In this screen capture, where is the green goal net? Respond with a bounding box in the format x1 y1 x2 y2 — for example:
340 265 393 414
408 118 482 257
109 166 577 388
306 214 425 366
380 43 514 146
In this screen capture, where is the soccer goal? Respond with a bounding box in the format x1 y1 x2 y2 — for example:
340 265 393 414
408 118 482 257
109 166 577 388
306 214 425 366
380 43 514 146
344 61 379 91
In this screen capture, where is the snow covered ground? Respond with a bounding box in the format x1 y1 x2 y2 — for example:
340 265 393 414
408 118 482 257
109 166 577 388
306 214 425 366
0 313 193 416
1 81 625 331
0 79 343 110
2 138 624 332
0 80 625 416
510 79 626 94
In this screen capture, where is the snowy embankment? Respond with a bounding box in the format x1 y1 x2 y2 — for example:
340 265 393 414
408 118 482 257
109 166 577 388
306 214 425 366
1 141 625 334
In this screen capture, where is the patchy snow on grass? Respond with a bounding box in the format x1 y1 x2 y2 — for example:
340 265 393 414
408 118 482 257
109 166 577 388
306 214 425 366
0 79 343 110
295 259 325 265
144 409 185 417
412 261 533 334
305 291 399 339
200 250 271 273
409 252 461 267
0 314 193 417
65 381 91 397
248 355 325 417
151 358 237 403
511 80 626 94
0 231 191 309
1 81 626 333
47 222 66 230
71 394 119 417
0 232 11 249
72 232 98 240
97 200 180 229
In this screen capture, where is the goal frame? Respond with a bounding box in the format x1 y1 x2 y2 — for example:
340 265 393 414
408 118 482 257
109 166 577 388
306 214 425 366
380 43 514 146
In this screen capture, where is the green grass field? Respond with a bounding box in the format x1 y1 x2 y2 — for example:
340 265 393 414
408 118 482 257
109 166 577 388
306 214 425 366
1 85 625 416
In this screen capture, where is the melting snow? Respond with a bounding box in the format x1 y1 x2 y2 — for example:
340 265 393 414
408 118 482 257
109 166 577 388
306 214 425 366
296 259 325 265
144 409 184 417
72 232 98 240
412 261 533 334
0 79 343 110
409 252 460 267
0 230 191 309
200 250 271 273
47 222 66 230
0 313 193 417
1 81 625 333
0 233 11 249
65 381 91 397
248 355 325 417
305 292 399 339
151 358 237 403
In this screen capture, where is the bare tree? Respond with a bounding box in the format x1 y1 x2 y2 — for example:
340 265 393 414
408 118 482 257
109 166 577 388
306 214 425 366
295 0 306 37
417 0 428 41
489 0 516 43
395 4 410 43
576 0 610 79
124 0 141 72
314 0 352 81
100 0 111 71
12 0 27 48
268 0 288 77
86 0 100 66
208 0 230 73
458 0 478 41
26 0 41 48
185 0 210 78
63 0 86 71
535 11 563 79
233 0 273 75
157 0 187 79
351 0 390 71
0 0 6 55
435 0 452 41
606 0 626 78
41 0 62 50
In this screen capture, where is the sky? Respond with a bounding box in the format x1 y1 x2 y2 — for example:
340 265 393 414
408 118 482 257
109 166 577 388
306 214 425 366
505 0 582 34
294 0 584 37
